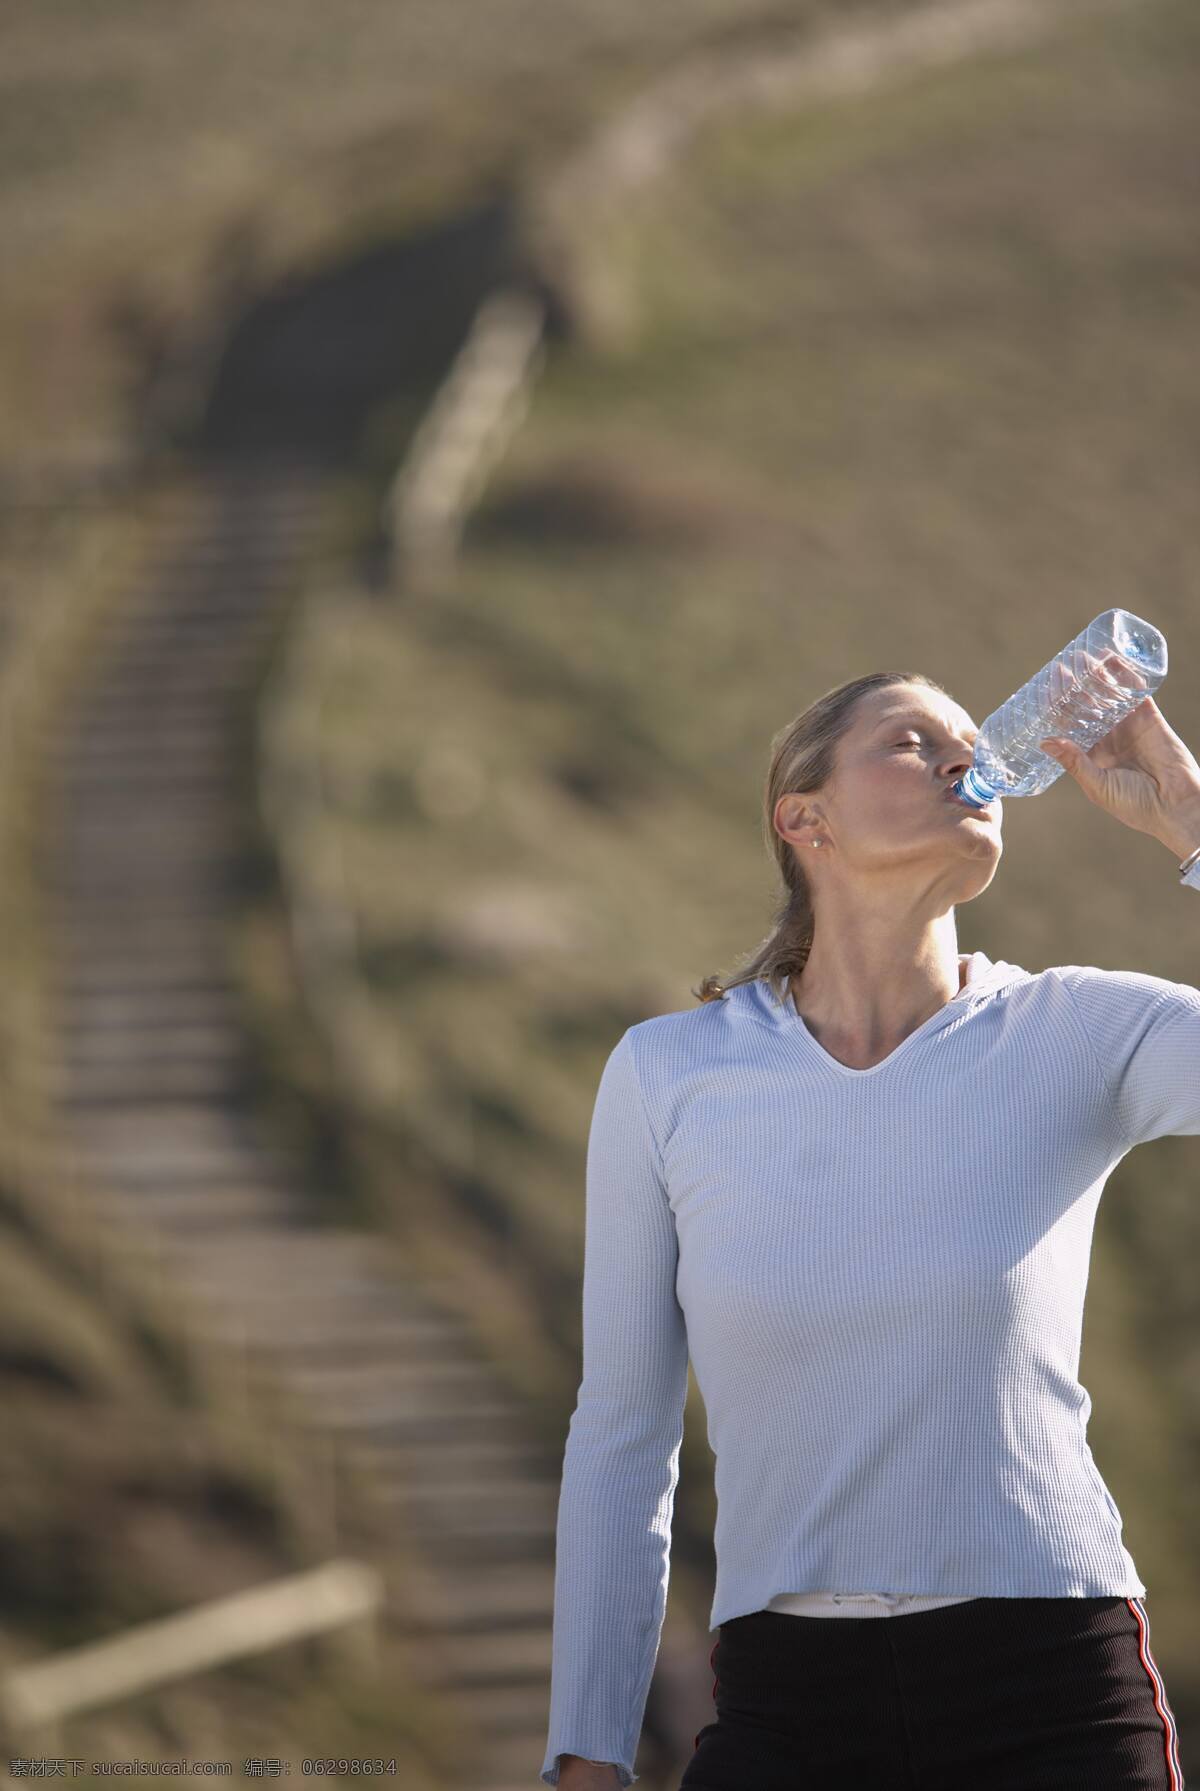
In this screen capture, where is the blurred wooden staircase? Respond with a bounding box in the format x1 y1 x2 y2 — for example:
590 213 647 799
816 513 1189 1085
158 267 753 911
33 455 561 1791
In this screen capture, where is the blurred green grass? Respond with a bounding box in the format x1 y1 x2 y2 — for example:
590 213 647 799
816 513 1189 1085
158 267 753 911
246 0 1200 1696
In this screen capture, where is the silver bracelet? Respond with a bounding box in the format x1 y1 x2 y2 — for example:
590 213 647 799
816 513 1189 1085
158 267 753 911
1180 842 1200 882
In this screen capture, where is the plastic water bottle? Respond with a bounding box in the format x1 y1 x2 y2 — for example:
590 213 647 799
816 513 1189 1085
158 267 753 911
952 608 1168 810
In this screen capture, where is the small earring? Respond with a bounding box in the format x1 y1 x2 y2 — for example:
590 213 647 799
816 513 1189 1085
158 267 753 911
811 839 822 848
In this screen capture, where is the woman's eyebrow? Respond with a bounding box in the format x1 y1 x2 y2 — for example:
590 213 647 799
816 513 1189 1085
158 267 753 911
873 712 978 738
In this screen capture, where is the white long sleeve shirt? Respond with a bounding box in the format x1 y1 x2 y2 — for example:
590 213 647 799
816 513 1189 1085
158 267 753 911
540 941 1200 1786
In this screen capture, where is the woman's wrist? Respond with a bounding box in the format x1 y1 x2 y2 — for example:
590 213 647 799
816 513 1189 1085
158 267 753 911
557 1757 620 1786
1155 784 1200 863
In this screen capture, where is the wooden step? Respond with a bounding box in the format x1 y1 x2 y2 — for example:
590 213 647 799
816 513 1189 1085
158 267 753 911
403 1527 554 1569
60 1133 300 1186
342 1404 529 1448
96 1184 304 1234
114 612 282 642
289 1359 498 1418
66 695 237 726
51 816 233 841
183 1226 375 1273
347 1437 557 1488
53 950 229 984
55 991 238 1028
51 908 230 931
231 1308 471 1355
398 1558 556 1630
417 1623 553 1686
430 1679 553 1735
49 966 235 996
49 885 231 908
378 1469 557 1522
49 735 233 766
58 766 230 794
60 1061 249 1102
62 1024 244 1064
55 763 232 791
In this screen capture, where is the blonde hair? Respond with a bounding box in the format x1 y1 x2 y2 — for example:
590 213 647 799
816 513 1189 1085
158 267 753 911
692 671 951 1008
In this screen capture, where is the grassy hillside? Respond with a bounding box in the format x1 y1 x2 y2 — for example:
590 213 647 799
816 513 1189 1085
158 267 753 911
0 0 879 473
245 0 1200 1732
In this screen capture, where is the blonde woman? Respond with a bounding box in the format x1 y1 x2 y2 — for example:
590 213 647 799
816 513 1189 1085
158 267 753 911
542 671 1199 1790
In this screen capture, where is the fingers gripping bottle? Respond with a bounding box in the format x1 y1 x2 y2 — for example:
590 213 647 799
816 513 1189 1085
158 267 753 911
952 608 1168 810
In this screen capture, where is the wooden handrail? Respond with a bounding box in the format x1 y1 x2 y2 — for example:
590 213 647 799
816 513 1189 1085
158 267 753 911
1 1558 383 1738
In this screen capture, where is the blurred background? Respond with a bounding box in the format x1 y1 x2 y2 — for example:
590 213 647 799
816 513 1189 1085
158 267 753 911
0 0 1197 1784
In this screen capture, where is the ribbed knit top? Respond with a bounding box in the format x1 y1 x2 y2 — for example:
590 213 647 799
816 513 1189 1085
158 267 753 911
540 947 1200 1786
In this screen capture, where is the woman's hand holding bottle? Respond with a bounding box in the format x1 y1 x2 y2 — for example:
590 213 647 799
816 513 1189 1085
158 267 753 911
1041 694 1200 860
